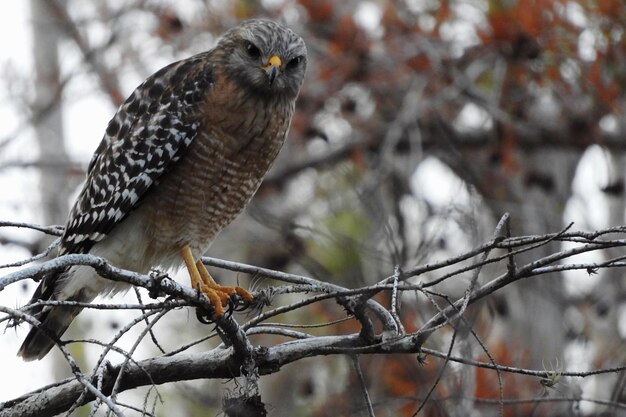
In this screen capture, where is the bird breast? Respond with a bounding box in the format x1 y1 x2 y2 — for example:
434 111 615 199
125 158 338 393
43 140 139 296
137 76 295 265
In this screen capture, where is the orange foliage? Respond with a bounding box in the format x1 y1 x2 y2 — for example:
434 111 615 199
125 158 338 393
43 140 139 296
330 15 370 55
500 126 519 174
432 1 451 36
475 341 538 417
480 0 574 61
484 0 559 40
380 355 439 417
298 0 334 23
406 53 433 72
587 53 620 107
381 3 412 36
596 0 624 16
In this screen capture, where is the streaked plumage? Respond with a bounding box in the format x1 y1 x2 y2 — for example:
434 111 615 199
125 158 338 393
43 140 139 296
19 19 307 360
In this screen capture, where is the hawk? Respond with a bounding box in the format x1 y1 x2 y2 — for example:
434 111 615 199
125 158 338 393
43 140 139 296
19 19 307 360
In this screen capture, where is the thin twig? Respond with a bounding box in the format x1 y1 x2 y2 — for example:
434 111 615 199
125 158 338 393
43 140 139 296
352 355 376 417
0 221 63 236
133 287 166 354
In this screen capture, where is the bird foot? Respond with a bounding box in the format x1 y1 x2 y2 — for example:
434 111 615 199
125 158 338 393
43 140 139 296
181 246 253 321
194 280 253 318
194 282 253 323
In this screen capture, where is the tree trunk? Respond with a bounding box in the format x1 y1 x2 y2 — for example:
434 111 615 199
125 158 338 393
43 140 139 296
31 0 71 228
30 0 72 381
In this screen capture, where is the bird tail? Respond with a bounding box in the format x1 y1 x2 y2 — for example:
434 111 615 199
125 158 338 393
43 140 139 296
17 268 84 361
17 304 82 361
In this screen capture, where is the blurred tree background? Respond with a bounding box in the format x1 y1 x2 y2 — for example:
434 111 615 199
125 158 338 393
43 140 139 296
1 0 625 416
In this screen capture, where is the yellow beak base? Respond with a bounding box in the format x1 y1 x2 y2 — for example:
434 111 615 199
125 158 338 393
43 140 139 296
262 55 282 85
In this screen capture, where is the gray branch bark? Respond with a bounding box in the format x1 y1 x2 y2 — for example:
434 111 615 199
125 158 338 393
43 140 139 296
2 223 626 416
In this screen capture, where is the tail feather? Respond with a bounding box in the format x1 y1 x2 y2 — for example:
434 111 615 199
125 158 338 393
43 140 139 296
17 305 82 361
18 268 85 361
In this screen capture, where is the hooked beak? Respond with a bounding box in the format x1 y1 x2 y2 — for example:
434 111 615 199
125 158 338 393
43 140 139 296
261 55 282 86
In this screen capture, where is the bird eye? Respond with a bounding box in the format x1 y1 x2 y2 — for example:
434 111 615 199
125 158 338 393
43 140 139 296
245 41 261 59
286 56 303 71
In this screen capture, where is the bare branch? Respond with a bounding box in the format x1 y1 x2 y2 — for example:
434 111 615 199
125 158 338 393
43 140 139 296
2 222 626 416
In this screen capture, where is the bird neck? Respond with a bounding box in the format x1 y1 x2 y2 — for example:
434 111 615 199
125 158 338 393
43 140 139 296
204 70 294 140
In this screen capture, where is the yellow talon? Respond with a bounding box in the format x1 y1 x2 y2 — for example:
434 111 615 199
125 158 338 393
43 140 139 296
180 245 253 318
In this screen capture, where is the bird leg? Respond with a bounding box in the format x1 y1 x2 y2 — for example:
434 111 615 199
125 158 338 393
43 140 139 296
181 245 253 318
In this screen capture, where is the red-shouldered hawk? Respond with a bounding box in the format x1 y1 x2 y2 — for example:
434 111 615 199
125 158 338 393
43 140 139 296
18 19 307 360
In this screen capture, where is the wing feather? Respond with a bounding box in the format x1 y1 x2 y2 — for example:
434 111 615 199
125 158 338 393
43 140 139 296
61 53 214 255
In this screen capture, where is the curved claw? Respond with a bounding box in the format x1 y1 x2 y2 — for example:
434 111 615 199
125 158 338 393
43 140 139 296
181 245 254 323
195 306 214 324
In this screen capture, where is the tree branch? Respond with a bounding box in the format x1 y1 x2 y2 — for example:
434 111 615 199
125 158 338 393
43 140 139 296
3 222 626 416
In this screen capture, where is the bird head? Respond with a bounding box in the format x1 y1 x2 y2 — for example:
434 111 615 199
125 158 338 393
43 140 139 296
219 19 307 100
